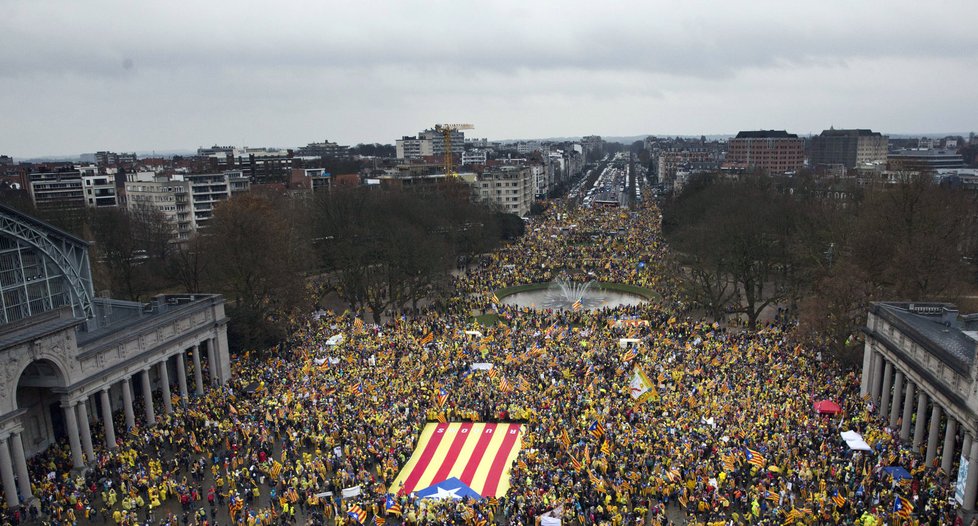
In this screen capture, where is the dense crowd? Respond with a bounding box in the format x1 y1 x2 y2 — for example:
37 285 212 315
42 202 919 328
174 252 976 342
1 200 968 526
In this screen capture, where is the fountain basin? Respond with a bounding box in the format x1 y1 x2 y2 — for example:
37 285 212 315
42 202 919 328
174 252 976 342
495 282 652 312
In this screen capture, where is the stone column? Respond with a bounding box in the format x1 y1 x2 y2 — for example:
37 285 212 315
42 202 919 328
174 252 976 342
100 388 116 449
879 361 893 417
176 352 189 403
0 436 19 508
159 360 173 415
889 371 903 428
942 417 957 474
913 390 929 449
75 402 95 462
192 345 204 395
206 338 218 386
965 434 973 457
141 368 155 426
122 377 136 431
926 404 942 466
62 402 85 469
10 433 32 503
963 438 978 513
871 353 885 403
900 382 914 441
860 346 873 397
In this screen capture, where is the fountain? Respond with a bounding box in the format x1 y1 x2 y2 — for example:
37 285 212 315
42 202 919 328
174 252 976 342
543 278 604 310
497 275 648 312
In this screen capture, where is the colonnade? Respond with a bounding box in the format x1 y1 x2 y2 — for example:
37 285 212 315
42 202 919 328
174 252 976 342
862 347 978 513
0 339 220 509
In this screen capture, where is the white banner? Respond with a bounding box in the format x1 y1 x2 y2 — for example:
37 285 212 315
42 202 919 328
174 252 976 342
341 486 362 499
956 454 968 505
629 367 654 401
470 363 494 370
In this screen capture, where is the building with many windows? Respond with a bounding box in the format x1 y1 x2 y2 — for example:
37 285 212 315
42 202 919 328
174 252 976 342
396 129 465 160
810 129 888 171
471 166 533 216
26 166 92 209
81 174 119 208
725 130 805 174
296 139 348 158
124 171 248 239
888 149 966 172
395 136 434 160
0 204 230 510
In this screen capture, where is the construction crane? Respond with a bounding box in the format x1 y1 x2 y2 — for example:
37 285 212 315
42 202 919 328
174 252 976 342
434 123 474 176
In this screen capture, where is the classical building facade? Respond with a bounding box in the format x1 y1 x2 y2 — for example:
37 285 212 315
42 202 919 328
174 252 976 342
0 204 231 509
862 302 978 516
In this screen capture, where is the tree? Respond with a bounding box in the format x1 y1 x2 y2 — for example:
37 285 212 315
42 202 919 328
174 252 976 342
89 206 170 301
664 175 801 327
313 185 501 321
167 234 208 293
203 193 312 350
850 173 976 299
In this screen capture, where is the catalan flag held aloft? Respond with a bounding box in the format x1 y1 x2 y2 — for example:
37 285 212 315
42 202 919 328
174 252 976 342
384 494 401 516
588 420 604 440
419 332 434 346
831 490 846 508
436 387 448 407
347 504 367 524
745 447 766 468
893 495 913 518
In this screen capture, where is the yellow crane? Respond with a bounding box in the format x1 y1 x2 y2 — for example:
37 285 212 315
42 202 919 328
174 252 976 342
434 123 474 176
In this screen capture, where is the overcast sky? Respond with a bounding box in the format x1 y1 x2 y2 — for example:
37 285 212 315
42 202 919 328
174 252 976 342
3 0 977 157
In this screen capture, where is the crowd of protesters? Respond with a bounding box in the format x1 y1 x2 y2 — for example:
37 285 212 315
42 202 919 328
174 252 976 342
0 200 967 526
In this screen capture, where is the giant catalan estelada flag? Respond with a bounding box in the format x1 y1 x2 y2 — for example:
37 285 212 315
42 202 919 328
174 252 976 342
391 422 523 498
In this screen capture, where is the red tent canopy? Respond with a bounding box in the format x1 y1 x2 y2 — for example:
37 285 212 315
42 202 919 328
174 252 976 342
813 400 842 414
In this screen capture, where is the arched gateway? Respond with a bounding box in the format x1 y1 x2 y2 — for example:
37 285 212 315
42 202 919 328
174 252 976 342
0 204 231 509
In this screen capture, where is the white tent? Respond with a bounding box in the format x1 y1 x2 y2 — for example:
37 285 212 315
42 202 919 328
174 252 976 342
841 431 873 452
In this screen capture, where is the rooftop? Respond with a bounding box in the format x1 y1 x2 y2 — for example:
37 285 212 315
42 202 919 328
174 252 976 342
819 129 883 137
734 130 799 139
871 302 978 374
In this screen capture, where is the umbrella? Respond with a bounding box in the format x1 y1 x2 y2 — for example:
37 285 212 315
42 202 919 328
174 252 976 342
882 466 912 480
813 400 842 414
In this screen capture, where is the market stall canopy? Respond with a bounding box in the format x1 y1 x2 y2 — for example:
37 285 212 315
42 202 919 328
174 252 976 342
814 400 842 414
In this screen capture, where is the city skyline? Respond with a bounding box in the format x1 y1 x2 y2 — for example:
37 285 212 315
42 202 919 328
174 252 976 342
2 0 978 158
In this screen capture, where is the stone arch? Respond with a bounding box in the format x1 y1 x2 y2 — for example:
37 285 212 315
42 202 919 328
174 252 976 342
14 358 70 457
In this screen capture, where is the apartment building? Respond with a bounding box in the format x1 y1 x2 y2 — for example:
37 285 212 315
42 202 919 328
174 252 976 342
810 129 888 170
27 165 98 209
471 166 533 216
125 171 248 239
725 130 805 174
